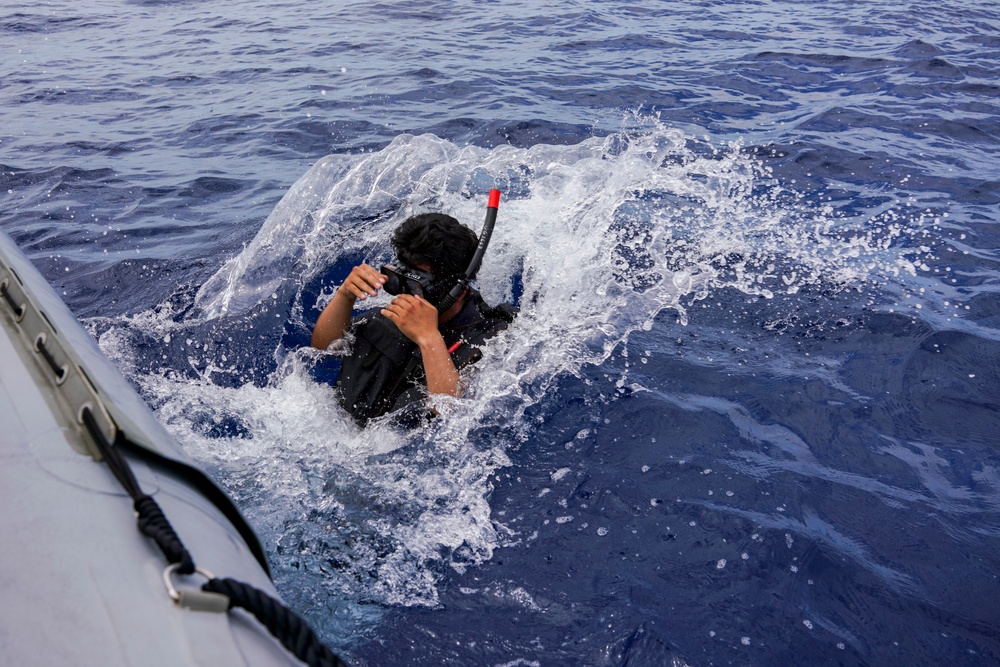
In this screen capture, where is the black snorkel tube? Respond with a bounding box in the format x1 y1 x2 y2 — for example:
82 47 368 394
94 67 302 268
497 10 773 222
435 188 501 313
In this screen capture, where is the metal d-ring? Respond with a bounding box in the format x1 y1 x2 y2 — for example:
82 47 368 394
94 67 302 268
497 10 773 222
162 563 216 602
162 564 231 613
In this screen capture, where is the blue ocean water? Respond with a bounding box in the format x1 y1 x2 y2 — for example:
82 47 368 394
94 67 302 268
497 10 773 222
3 0 999 665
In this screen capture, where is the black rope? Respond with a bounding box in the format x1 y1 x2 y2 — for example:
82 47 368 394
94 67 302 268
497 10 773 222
81 407 195 574
135 495 196 574
116 435 272 577
1 280 26 319
35 335 68 383
80 406 348 666
203 578 347 667
81 406 143 498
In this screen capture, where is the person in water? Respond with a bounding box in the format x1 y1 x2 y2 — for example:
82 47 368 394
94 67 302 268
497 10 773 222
311 213 514 424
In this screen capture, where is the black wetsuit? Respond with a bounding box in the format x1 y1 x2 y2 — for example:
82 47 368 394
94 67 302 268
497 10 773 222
335 289 515 424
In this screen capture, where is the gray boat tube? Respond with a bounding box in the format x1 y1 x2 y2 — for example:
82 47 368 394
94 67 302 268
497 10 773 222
0 228 270 574
0 228 342 666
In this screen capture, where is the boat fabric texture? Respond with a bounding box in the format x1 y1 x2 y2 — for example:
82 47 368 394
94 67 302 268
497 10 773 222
335 289 516 424
0 228 302 667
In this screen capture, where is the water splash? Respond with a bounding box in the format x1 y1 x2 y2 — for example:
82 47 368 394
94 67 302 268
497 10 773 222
93 119 938 636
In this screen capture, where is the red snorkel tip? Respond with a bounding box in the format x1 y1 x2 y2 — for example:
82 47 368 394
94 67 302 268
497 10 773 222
488 189 501 209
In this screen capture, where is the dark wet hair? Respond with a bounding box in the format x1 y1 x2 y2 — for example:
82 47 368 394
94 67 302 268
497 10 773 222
391 213 478 281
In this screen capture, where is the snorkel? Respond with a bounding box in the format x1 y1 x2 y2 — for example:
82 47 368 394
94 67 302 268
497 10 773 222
382 190 501 312
434 188 500 313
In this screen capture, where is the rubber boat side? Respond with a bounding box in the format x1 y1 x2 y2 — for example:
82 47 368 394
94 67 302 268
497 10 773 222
0 228 304 667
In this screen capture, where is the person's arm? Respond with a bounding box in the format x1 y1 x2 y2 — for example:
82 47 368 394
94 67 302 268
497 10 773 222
311 263 385 350
416 334 462 397
380 294 462 397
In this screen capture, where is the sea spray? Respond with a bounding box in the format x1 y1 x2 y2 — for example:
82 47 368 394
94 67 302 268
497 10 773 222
90 120 937 637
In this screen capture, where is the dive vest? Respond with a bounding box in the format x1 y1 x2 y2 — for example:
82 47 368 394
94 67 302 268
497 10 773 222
335 291 516 425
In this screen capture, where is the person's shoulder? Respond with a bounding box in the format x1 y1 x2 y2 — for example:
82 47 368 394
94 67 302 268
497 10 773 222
483 301 517 324
467 292 517 338
469 289 517 324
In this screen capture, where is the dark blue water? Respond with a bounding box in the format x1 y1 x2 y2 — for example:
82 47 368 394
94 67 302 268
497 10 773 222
3 1 999 665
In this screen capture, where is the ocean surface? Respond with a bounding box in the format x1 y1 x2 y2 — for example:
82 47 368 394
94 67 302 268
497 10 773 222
3 1 999 665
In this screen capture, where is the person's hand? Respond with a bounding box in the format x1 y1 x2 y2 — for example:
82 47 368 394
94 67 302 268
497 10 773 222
338 263 386 302
383 294 459 400
381 294 440 346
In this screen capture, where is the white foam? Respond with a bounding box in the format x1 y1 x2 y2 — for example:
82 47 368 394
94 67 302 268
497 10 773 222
92 119 937 611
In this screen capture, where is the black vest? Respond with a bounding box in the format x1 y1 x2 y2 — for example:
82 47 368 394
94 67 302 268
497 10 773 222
335 291 515 425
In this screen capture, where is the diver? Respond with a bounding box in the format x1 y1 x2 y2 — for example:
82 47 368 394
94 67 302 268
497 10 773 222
311 191 515 424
